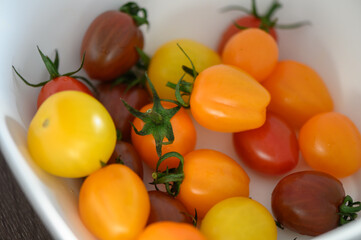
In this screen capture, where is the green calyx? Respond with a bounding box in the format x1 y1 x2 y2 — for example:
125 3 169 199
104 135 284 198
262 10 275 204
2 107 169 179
12 46 96 92
122 72 180 158
150 152 184 197
339 195 361 225
166 43 199 108
221 0 310 33
119 2 149 27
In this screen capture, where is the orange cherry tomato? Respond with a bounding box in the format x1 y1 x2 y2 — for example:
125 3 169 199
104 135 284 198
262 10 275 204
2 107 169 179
190 64 270 132
177 149 250 218
131 101 196 171
137 222 206 240
262 60 334 128
299 112 361 178
79 164 150 240
222 28 278 82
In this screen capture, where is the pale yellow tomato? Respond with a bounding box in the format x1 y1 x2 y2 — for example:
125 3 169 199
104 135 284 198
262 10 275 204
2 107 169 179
27 91 116 178
147 39 221 100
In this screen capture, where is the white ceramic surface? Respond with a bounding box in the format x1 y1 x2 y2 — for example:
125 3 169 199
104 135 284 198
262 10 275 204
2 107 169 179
1 0 361 239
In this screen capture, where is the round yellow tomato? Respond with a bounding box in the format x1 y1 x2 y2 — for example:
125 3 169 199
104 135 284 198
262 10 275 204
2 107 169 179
200 197 277 240
27 91 116 178
147 39 221 100
79 164 150 240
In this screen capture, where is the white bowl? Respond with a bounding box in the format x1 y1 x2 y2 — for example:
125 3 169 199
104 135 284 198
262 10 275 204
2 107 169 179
1 0 361 239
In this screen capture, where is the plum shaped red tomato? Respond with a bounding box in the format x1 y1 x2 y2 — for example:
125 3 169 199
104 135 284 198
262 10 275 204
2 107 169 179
272 171 361 236
81 2 148 81
233 112 299 175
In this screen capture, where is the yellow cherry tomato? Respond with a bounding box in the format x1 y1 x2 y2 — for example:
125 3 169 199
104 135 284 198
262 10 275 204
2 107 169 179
79 164 150 240
27 91 116 178
201 197 277 240
147 39 221 100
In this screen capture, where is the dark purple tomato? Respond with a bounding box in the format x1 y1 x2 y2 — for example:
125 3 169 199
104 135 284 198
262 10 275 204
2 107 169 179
147 191 193 225
108 141 143 179
233 112 299 175
272 171 345 236
96 83 151 142
81 10 144 81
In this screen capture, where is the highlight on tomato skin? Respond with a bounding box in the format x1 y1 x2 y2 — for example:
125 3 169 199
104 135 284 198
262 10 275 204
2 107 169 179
299 112 361 178
233 111 299 175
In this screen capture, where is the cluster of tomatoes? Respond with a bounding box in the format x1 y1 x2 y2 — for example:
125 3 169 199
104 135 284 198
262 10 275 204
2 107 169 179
13 1 361 240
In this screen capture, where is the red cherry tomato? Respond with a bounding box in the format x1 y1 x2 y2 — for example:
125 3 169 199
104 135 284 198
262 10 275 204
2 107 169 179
81 3 147 81
37 76 92 108
272 171 346 236
233 112 299 175
96 83 151 141
108 140 143 179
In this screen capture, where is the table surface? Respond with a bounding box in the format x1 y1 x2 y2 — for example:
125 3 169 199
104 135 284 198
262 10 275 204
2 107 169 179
0 151 52 240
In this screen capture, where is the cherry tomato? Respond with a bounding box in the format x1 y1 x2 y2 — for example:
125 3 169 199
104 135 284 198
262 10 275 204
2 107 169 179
137 222 206 240
13 47 94 109
147 39 221 100
131 101 196 171
262 60 334 128
108 140 143 179
27 91 116 178
81 3 147 81
299 112 361 178
222 28 278 82
96 82 151 141
37 76 92 108
218 15 277 55
177 149 250 218
147 190 192 225
233 112 299 175
201 197 277 240
190 64 270 132
272 171 346 236
79 164 150 240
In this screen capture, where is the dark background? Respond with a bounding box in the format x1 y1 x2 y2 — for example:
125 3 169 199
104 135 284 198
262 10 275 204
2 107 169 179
0 151 52 240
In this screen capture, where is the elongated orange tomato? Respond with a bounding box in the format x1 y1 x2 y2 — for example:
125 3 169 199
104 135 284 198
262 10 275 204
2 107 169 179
79 164 150 240
137 222 206 240
262 60 334 128
190 64 270 132
222 28 278 82
177 149 250 218
299 112 361 178
132 101 196 171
